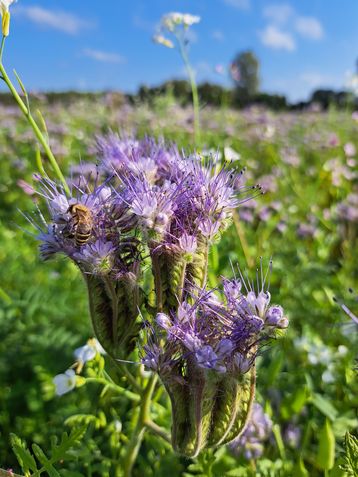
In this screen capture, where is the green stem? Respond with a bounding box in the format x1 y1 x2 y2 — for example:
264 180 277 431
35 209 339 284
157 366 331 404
233 212 254 268
122 374 158 477
0 36 5 62
0 36 69 194
109 357 142 393
85 377 140 402
145 419 171 444
177 36 200 145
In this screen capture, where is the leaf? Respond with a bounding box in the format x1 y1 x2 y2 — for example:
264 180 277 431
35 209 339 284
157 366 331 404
50 425 87 461
292 458 309 477
316 419 335 471
311 393 338 421
340 432 358 476
10 434 37 473
32 443 49 467
13 69 27 97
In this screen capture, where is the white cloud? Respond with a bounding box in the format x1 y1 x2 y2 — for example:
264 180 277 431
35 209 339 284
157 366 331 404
222 0 250 10
300 72 333 87
261 5 324 48
83 49 125 64
263 4 294 24
212 30 224 41
259 25 295 51
14 6 93 34
295 16 323 40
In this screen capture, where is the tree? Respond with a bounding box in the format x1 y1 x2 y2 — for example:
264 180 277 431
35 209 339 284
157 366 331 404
230 50 260 106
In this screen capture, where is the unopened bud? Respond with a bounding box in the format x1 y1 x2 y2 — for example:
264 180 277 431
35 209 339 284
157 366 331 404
2 10 10 37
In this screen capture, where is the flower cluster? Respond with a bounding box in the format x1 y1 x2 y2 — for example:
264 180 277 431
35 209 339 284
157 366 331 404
143 265 288 377
30 134 285 457
153 11 200 49
31 135 257 358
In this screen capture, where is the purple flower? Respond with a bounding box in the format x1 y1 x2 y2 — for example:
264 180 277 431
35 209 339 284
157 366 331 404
229 403 273 459
74 240 116 274
143 261 287 376
195 345 226 373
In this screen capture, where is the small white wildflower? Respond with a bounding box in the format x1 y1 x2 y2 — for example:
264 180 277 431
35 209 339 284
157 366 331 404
0 0 16 15
74 338 105 365
53 369 76 396
0 0 16 36
153 34 174 48
161 12 200 32
224 146 241 162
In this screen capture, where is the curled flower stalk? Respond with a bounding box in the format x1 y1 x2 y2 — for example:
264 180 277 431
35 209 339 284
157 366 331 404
142 262 288 456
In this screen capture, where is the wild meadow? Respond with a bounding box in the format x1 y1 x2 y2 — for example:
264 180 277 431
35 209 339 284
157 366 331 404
0 94 357 476
0 4 357 477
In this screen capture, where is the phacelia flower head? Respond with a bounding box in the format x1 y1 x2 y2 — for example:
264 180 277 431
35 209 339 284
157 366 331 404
144 260 287 377
142 261 286 457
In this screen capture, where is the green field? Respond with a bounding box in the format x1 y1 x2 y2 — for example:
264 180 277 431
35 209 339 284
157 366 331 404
0 96 357 476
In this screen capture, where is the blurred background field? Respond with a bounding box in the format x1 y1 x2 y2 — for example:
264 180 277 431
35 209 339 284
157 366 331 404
0 0 358 475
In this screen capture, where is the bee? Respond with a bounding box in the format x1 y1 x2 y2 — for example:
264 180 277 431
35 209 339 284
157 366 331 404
67 203 93 246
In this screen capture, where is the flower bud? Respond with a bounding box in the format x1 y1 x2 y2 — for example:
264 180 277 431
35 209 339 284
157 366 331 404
150 241 187 313
86 270 142 359
161 362 255 457
2 10 10 36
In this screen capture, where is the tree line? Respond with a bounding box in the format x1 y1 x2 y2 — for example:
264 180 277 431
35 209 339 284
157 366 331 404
0 50 356 111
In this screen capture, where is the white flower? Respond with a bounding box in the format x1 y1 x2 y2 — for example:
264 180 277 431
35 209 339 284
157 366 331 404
224 146 241 162
0 0 15 36
182 13 201 27
53 369 76 396
153 34 174 48
0 0 16 15
161 12 200 32
74 338 105 365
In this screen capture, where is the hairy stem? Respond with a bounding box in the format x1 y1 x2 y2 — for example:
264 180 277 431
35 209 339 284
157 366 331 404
122 374 158 477
145 420 171 444
178 36 200 145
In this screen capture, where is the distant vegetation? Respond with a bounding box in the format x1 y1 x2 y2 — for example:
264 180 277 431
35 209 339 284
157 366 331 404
0 81 355 112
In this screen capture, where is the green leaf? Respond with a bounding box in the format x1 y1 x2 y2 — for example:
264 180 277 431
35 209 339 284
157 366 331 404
311 393 338 421
291 386 309 414
340 432 358 476
292 458 309 477
317 419 335 471
13 69 27 97
10 434 37 473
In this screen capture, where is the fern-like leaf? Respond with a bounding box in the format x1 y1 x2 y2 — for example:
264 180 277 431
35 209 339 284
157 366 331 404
10 426 87 477
340 432 358 477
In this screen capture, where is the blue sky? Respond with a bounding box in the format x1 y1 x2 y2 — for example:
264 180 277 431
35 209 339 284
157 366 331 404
1 0 357 101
